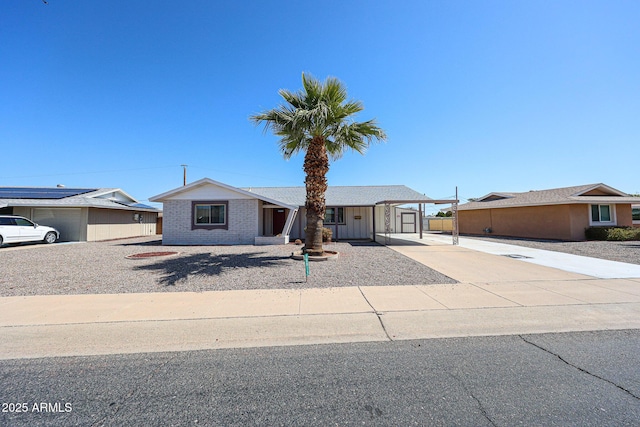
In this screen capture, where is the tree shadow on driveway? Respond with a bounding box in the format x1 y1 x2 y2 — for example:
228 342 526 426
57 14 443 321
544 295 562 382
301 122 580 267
132 251 290 287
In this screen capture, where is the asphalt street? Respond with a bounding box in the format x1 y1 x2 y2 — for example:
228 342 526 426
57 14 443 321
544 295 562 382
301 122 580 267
1 329 639 426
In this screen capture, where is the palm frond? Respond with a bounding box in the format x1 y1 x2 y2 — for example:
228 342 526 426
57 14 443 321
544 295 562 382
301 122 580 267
251 72 386 160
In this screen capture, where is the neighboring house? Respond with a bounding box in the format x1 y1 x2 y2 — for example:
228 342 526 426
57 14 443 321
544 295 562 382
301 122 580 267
0 187 159 242
149 178 442 245
457 183 640 241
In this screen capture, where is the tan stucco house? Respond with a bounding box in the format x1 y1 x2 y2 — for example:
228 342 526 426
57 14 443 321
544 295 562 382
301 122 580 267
0 187 159 242
457 183 640 241
150 177 438 245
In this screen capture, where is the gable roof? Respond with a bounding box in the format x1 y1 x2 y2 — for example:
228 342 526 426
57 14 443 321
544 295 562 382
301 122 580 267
245 185 434 207
0 187 158 212
150 178 440 207
459 183 640 210
149 178 298 209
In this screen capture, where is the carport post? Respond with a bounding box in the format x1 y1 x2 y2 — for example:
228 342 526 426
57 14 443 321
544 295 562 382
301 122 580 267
419 203 423 239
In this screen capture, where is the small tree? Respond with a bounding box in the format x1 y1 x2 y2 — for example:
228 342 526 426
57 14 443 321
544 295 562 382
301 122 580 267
251 73 386 255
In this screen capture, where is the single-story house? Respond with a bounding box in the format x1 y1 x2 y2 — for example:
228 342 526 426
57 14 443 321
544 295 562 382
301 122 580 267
149 177 448 245
457 183 640 241
0 187 160 242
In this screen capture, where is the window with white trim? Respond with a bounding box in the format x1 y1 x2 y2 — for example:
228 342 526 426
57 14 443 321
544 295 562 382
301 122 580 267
590 204 614 224
324 207 345 224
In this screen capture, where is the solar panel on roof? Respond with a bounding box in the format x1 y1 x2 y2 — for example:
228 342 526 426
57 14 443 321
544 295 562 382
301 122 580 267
0 188 97 199
128 203 157 210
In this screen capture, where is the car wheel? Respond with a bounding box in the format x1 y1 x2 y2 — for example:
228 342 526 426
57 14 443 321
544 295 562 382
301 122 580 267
44 232 57 244
0 235 3 246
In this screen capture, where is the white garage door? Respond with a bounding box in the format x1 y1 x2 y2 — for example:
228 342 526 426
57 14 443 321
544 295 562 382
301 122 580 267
32 208 83 242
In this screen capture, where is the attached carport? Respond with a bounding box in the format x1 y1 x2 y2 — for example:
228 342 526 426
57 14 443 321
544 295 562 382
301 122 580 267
375 196 459 245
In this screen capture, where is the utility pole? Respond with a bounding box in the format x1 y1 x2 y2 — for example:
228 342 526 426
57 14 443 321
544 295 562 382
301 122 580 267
181 164 188 186
452 186 459 245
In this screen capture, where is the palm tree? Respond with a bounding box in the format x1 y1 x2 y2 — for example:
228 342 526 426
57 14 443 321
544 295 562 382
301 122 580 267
251 73 386 256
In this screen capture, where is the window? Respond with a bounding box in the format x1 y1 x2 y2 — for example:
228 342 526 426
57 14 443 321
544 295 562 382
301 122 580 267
192 201 228 230
324 207 345 224
590 204 614 223
632 207 640 223
15 218 35 226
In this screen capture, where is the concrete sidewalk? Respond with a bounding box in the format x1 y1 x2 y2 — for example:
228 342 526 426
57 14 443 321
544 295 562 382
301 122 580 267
2 283 639 359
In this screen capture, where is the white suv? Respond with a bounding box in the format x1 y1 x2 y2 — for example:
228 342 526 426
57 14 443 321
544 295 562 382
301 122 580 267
0 215 59 247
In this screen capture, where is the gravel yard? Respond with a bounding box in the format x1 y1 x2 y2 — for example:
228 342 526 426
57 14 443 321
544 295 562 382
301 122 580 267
0 237 456 297
465 235 640 265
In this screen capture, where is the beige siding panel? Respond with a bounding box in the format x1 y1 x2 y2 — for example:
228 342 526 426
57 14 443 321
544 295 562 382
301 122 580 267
374 205 392 233
290 208 307 240
87 209 157 241
290 207 375 240
334 207 371 239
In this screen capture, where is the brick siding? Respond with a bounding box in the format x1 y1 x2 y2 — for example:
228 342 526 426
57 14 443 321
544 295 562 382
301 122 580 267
162 199 258 245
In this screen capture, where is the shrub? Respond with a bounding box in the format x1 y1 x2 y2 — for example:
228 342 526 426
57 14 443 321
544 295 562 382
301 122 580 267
303 227 333 242
585 226 640 241
321 227 332 242
606 227 640 241
584 227 610 241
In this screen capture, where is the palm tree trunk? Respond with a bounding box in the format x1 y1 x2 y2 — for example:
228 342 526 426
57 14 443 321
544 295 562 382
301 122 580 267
303 136 329 256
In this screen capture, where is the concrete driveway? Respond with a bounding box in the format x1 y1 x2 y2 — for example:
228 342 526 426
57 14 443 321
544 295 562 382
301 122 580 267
382 232 640 279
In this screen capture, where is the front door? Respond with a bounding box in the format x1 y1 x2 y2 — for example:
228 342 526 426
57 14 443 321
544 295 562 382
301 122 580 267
272 209 286 235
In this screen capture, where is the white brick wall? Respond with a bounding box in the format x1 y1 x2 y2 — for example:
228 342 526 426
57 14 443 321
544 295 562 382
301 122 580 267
162 199 258 245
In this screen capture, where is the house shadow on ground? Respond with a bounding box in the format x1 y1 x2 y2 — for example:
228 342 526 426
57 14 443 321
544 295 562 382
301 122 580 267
133 251 289 287
118 238 163 247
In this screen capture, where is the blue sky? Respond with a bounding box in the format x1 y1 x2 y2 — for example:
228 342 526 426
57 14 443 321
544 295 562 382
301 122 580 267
1 1 638 213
